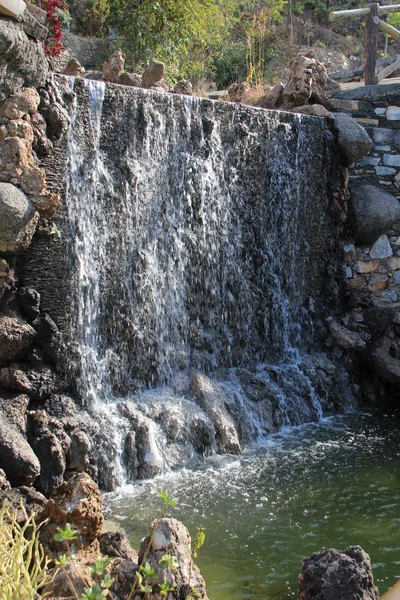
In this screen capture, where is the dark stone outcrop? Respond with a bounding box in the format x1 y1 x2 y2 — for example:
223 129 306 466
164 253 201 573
0 393 40 485
0 485 47 522
99 530 137 560
298 546 379 600
347 183 400 243
18 286 41 320
0 19 48 102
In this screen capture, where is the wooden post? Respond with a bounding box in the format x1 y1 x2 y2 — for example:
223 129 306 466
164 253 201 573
364 3 379 85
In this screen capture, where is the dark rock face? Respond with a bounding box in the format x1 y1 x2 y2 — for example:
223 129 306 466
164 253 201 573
0 19 48 102
99 530 137 561
0 394 40 485
347 183 400 243
298 546 379 600
0 313 36 366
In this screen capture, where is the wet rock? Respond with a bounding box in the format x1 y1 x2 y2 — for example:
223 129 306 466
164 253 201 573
99 530 137 561
102 50 125 82
22 365 62 401
18 286 40 320
372 347 400 383
0 485 47 523
191 374 241 455
0 87 40 120
142 59 165 88
332 113 373 166
39 472 103 561
62 58 85 77
298 545 379 600
138 518 208 600
0 183 39 253
0 393 40 485
328 319 366 350
282 55 339 108
29 409 67 496
38 81 72 143
347 184 400 244
118 72 142 87
173 79 193 95
31 110 53 158
0 313 36 366
255 83 284 109
33 313 63 365
68 429 91 472
0 20 48 103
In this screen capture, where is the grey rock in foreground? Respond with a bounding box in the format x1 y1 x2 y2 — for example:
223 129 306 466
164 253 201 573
298 545 379 600
348 184 400 243
332 113 373 166
0 183 39 253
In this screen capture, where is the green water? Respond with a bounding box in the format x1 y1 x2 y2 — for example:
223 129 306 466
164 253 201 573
104 412 400 599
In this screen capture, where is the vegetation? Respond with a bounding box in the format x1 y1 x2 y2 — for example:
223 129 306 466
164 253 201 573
0 501 51 600
0 491 205 600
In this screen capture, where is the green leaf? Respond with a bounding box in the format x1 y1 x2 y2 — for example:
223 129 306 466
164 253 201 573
158 490 177 506
53 523 77 542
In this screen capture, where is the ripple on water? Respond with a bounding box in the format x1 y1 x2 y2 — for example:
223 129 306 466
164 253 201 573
104 412 400 600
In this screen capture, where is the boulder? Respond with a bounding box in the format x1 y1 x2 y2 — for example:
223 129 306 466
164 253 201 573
282 55 340 108
191 374 241 454
62 58 85 77
68 429 91 472
328 319 366 350
173 79 193 95
295 104 332 117
0 485 47 523
102 50 125 82
0 87 40 120
0 468 10 491
0 20 48 103
33 313 63 365
138 518 208 600
142 59 165 88
31 111 53 158
0 183 39 253
29 409 67 496
0 365 32 393
348 184 400 243
298 546 379 600
0 394 40 485
255 82 284 109
46 563 94 598
151 78 171 92
0 313 36 366
332 113 373 166
18 286 41 320
39 472 104 561
118 72 141 87
226 81 250 103
99 530 137 561
372 347 400 383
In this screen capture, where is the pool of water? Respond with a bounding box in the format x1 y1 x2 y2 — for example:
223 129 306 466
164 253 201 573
104 412 400 599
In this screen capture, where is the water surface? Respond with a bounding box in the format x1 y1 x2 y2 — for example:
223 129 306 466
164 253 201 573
104 412 400 599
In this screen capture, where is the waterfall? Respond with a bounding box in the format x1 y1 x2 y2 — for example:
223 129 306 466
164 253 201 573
63 77 354 490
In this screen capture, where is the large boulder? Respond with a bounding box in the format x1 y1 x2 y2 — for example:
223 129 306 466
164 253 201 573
138 518 208 600
282 55 339 108
0 313 36 366
347 184 400 243
102 49 125 82
298 546 379 600
332 113 373 166
0 20 48 102
0 183 39 253
0 394 40 485
39 472 104 561
328 319 366 350
142 59 165 88
0 87 40 119
372 347 400 383
191 374 241 455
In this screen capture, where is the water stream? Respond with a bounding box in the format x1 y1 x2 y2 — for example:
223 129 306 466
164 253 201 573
104 411 400 600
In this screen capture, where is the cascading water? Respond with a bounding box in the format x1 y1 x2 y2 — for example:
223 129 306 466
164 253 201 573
63 77 353 490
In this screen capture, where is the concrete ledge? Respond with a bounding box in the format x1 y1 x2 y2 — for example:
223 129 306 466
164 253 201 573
0 0 26 19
